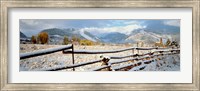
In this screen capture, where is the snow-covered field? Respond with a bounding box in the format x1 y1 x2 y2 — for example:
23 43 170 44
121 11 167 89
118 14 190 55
20 44 180 71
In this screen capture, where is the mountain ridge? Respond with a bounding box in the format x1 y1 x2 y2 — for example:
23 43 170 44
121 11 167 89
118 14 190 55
40 28 100 43
20 31 27 38
22 27 180 44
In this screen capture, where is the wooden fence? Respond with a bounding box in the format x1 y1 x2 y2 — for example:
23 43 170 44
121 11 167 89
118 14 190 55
20 44 180 71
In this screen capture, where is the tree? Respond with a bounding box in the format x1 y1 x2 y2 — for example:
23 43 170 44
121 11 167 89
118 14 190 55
80 39 94 46
165 39 171 47
38 32 49 44
37 35 40 44
31 35 37 44
63 36 69 45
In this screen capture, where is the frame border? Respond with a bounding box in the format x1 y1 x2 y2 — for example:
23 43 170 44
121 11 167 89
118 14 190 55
1 0 199 90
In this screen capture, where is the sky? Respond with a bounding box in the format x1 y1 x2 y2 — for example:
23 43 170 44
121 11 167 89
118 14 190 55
20 19 180 37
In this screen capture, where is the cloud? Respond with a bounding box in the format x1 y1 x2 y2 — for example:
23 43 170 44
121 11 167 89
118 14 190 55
108 20 140 26
80 24 146 35
20 20 56 29
123 21 140 25
20 19 57 36
20 19 144 37
20 19 179 37
163 20 180 27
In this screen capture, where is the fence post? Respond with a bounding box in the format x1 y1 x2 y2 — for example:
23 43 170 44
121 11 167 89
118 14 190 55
137 42 139 54
101 56 112 71
132 49 134 57
72 44 75 71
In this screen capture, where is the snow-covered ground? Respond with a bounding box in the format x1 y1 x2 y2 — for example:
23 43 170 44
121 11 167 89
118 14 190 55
20 44 180 71
142 54 180 71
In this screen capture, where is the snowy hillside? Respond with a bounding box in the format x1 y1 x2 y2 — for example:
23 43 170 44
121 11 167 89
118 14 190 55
27 27 180 44
125 29 175 44
40 28 100 43
79 29 100 42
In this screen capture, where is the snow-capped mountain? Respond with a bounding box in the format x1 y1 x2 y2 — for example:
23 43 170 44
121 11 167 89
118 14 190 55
125 29 161 43
40 28 100 43
24 27 180 45
79 29 101 42
125 29 178 44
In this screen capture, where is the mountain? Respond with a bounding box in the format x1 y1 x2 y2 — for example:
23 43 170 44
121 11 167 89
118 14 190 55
41 28 82 38
99 32 128 43
20 32 27 38
126 29 160 44
79 30 101 42
40 28 100 43
125 29 179 44
39 27 180 45
144 20 180 34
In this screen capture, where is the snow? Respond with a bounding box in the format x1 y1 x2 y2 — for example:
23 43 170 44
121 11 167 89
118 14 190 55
20 44 180 71
79 29 97 42
143 54 180 71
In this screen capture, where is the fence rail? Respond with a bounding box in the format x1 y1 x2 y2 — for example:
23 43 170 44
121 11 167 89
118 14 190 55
111 52 179 71
20 44 72 59
20 44 180 71
63 47 168 54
